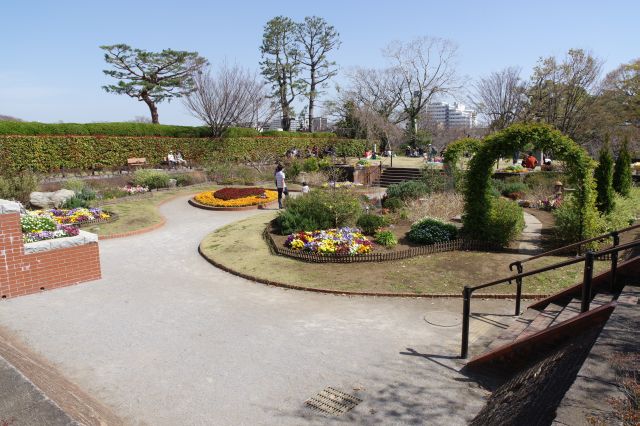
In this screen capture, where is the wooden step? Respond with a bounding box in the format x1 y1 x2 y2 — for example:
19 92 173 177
590 292 614 308
550 298 581 326
486 308 539 350
516 303 563 340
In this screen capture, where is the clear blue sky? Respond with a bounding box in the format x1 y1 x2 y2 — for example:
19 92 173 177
1 0 638 125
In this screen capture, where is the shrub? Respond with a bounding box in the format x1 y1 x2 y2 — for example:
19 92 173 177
206 161 234 184
302 157 320 172
0 121 212 137
356 214 388 235
261 130 336 138
383 197 403 211
285 159 303 180
99 187 129 199
374 230 397 248
170 174 193 187
421 166 447 192
407 218 458 245
613 137 632 197
276 189 362 235
133 169 170 190
221 127 260 138
602 189 640 232
485 197 526 246
62 195 88 209
594 143 615 214
501 181 528 198
554 195 605 244
386 180 430 201
0 171 40 204
62 178 86 194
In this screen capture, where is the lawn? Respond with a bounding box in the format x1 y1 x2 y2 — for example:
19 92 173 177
200 213 608 296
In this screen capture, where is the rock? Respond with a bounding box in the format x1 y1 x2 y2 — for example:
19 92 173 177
168 178 177 188
30 192 54 209
50 189 75 208
0 199 22 214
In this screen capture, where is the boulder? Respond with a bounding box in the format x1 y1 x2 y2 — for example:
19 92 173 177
30 192 54 209
168 178 177 188
50 189 76 208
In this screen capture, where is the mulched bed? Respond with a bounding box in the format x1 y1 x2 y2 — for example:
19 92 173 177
213 187 266 200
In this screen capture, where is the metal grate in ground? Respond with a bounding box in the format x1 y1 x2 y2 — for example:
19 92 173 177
305 387 362 415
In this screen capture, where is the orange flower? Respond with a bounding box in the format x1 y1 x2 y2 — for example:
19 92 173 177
194 189 278 207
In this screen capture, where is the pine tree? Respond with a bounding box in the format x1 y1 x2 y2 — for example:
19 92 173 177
594 140 615 214
612 136 632 197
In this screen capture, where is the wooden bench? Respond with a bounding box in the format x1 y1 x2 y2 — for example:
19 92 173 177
126 157 147 172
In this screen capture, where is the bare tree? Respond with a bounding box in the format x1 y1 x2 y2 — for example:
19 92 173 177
383 37 459 141
346 67 403 121
183 63 268 136
526 49 603 140
296 16 340 132
469 66 527 130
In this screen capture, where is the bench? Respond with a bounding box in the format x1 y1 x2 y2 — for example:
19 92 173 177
126 157 147 172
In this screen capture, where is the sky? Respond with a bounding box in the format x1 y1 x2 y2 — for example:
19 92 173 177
1 0 638 125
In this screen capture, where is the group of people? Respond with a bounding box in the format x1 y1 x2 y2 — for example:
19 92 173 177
285 145 336 159
167 151 187 169
405 144 440 161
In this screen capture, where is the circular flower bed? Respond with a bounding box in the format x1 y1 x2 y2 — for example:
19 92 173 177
194 187 277 208
33 207 111 225
285 227 373 255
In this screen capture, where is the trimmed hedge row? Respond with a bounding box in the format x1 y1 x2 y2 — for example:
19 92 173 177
0 121 213 137
0 135 367 174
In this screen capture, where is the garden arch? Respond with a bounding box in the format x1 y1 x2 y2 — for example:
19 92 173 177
462 123 598 242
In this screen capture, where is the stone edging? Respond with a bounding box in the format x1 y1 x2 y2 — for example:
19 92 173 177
188 198 277 211
197 243 550 300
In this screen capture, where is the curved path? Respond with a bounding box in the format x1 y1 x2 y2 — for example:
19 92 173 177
0 195 517 425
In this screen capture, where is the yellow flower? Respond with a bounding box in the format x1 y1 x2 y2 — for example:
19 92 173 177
194 189 278 207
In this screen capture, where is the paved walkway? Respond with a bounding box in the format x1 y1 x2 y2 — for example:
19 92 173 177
0 195 518 425
518 212 543 254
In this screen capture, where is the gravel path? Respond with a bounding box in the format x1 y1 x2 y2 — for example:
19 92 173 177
0 194 517 425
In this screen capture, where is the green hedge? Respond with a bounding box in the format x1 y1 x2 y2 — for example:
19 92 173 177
0 121 213 138
261 130 336 138
0 135 366 174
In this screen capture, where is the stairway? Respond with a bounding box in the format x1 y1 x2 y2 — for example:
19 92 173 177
466 291 616 371
374 167 422 187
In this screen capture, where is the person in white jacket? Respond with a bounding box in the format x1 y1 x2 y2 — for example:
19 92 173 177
275 164 287 209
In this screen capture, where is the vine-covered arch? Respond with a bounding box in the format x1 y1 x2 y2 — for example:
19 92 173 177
443 137 483 175
463 123 598 241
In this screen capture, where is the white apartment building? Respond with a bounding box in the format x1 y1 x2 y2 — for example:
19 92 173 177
264 118 299 131
426 102 477 128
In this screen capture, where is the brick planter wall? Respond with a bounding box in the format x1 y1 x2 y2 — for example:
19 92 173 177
0 204 101 299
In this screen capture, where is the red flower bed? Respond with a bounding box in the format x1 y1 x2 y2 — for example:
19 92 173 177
213 187 266 201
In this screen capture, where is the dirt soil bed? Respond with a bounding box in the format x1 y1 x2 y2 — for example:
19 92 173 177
200 213 608 295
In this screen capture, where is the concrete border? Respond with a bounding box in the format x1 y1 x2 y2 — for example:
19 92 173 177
197 243 550 300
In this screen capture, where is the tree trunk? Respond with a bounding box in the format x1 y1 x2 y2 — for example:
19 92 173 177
141 93 159 124
281 109 291 131
308 82 315 133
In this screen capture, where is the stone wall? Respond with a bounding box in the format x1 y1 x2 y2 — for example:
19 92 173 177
0 201 101 299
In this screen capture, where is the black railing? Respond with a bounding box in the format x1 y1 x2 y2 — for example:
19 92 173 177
460 239 640 359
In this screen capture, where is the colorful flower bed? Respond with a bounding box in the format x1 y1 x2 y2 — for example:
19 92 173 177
497 164 528 174
32 207 111 225
20 213 80 243
285 227 373 255
194 187 277 207
122 184 149 195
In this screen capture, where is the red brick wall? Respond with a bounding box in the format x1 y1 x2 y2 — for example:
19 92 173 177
0 212 101 299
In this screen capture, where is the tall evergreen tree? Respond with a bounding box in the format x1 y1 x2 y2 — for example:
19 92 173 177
612 136 632 197
594 139 615 214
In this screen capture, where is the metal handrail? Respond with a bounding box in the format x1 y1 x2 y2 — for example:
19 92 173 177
460 239 640 359
508 223 640 273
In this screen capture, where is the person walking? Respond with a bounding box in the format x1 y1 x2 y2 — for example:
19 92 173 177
275 164 287 209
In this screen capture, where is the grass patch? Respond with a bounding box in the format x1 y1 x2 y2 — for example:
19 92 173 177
84 184 220 236
200 214 608 295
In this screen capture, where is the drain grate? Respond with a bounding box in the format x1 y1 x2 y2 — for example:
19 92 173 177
305 387 362 415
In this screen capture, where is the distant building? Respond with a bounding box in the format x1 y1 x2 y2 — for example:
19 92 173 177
426 102 476 128
310 117 328 132
265 118 299 131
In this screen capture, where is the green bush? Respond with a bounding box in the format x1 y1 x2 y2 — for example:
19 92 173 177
602 189 640 232
421 166 447 192
554 195 605 244
374 230 397 248
21 214 56 233
356 214 388 235
407 218 458 245
285 160 303 180
302 157 320 172
485 197 525 246
62 195 89 209
613 137 632 197
99 187 128 199
261 130 336 138
383 197 403 211
523 171 567 190
0 121 212 137
170 174 193 187
221 127 260 138
501 181 528 197
276 190 362 235
386 180 431 201
0 171 40 204
594 143 615 214
62 178 86 194
133 170 170 190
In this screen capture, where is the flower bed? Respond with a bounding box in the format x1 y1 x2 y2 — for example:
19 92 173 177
122 184 149 195
193 187 277 208
21 213 80 243
33 207 111 225
285 227 373 255
496 165 529 174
